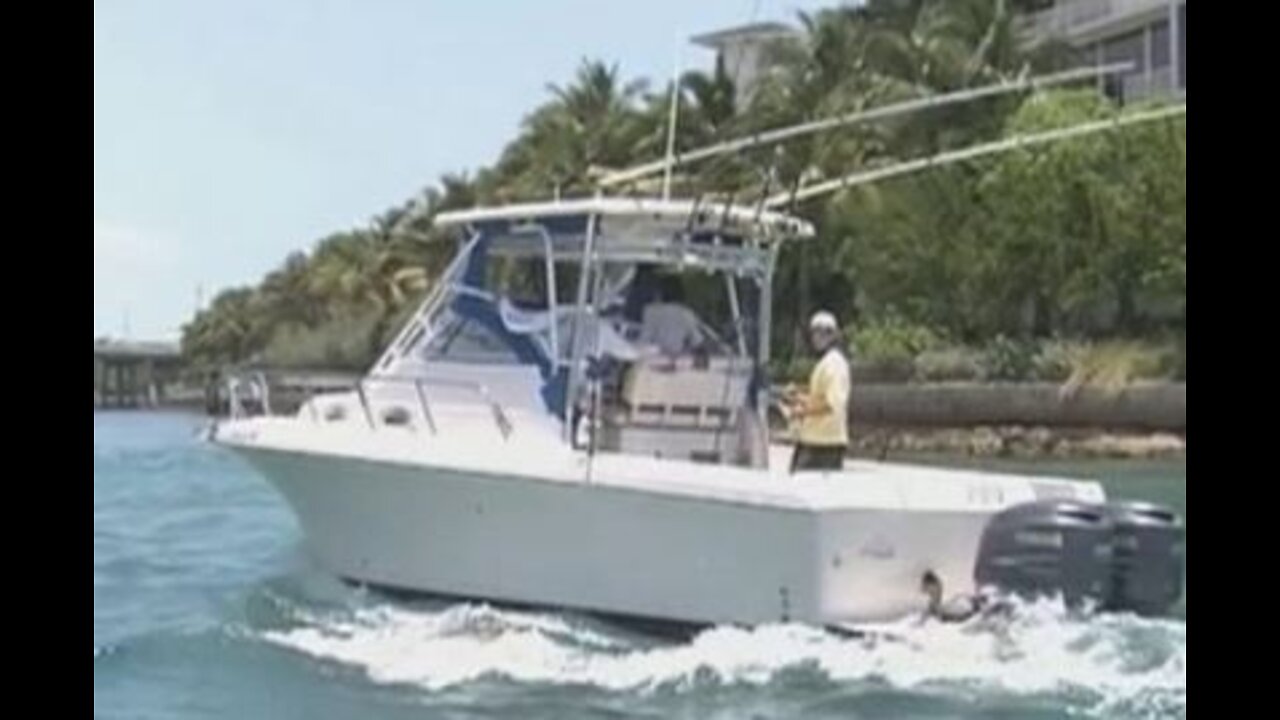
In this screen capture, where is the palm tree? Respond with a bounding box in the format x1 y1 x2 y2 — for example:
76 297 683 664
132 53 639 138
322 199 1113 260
182 288 260 366
258 252 323 328
494 60 647 198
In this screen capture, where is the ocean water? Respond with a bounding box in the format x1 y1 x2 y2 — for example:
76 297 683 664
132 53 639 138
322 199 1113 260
94 412 1186 719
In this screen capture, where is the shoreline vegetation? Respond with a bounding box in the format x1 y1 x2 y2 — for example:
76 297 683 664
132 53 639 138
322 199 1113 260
162 2 1184 459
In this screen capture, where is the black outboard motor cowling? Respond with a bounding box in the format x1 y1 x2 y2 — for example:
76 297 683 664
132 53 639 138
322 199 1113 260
1105 501 1185 615
975 500 1114 606
974 499 1185 616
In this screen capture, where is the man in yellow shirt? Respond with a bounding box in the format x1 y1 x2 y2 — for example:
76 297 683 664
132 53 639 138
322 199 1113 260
784 311 851 473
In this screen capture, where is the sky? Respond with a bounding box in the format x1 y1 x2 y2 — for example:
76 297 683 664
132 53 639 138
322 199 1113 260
94 0 837 340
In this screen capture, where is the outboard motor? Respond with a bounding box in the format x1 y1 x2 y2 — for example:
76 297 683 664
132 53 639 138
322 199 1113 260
1105 501 1185 615
975 499 1186 616
975 501 1114 607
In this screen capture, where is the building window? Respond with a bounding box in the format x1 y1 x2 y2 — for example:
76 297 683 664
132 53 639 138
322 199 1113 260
1178 3 1186 89
1103 29 1145 102
1104 29 1145 72
1151 20 1170 69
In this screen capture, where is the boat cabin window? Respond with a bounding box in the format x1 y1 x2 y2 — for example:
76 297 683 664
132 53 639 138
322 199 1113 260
421 307 523 364
376 209 788 468
486 256 581 309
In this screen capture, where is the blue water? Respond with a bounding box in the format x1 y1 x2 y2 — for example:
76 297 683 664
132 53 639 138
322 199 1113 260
94 412 1186 719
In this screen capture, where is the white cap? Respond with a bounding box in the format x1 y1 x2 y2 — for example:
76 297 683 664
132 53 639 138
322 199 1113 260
809 310 839 331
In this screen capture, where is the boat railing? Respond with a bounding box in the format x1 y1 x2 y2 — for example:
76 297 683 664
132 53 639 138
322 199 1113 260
225 372 274 418
357 375 514 441
224 370 513 441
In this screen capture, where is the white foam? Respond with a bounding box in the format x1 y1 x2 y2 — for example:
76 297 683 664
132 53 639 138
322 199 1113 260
261 598 1185 716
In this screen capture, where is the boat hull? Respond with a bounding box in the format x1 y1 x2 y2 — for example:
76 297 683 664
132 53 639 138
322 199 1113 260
234 444 1029 625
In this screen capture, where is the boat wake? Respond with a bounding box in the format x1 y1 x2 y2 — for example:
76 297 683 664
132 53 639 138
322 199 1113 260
259 596 1184 717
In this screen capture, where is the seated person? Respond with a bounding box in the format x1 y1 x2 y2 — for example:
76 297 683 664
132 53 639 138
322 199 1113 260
638 276 703 357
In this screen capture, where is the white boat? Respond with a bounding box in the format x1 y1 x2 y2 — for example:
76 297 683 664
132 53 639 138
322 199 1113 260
213 75 1186 627
212 194 1188 628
